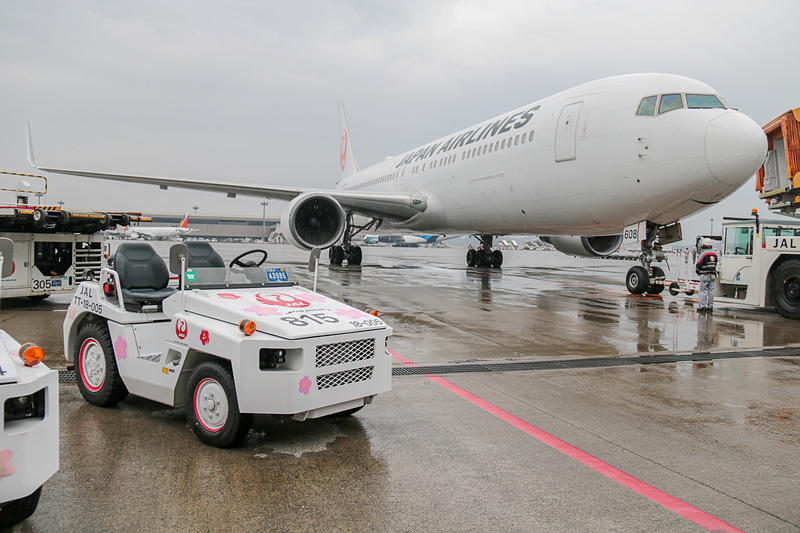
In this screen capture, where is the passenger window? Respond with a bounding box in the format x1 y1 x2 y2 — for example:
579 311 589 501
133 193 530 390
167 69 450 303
724 227 753 255
686 94 725 109
636 96 657 116
659 94 683 114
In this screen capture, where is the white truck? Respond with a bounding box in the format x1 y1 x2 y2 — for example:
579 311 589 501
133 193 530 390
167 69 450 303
0 238 59 527
666 214 800 319
0 231 105 299
63 242 393 447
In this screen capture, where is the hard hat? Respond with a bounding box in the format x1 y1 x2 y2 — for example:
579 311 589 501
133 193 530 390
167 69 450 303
702 238 713 248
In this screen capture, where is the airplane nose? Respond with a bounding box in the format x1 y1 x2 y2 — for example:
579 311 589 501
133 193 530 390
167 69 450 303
705 112 767 186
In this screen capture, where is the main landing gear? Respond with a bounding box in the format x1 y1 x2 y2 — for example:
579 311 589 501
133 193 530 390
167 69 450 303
466 235 503 268
625 222 668 295
329 213 380 267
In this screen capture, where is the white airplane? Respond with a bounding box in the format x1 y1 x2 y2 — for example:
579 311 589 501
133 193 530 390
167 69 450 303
126 214 195 239
362 234 448 247
26 73 767 292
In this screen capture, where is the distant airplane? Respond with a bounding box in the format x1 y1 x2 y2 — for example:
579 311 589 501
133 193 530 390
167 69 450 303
126 214 196 239
362 234 448 247
27 73 767 291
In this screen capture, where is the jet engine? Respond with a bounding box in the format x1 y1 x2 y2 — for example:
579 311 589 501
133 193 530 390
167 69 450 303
540 235 623 257
280 192 347 250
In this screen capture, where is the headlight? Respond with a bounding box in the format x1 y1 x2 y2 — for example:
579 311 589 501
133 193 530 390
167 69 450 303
4 388 46 423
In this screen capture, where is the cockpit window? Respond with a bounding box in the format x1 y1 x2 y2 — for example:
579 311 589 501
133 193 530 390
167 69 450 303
659 94 683 114
686 94 725 109
636 96 657 116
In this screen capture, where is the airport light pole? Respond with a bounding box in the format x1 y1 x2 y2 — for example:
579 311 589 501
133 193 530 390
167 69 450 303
192 206 199 214
261 201 269 242
709 218 714 235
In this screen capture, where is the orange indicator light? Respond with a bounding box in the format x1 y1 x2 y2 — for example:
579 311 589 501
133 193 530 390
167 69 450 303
239 319 256 336
19 342 44 367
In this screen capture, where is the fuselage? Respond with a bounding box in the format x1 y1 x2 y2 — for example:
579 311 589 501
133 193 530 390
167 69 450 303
129 226 193 238
336 74 767 236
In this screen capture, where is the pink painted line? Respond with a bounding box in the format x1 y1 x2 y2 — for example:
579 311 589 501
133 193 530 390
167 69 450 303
390 349 743 533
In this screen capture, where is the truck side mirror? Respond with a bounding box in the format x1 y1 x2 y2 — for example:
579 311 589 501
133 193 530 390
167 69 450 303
0 237 13 278
169 243 189 275
308 247 321 273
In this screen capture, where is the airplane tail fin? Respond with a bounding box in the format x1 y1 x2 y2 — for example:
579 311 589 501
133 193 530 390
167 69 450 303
179 214 189 228
338 99 359 180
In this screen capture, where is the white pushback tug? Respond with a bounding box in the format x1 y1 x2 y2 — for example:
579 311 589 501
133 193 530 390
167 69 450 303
0 237 59 527
62 242 392 447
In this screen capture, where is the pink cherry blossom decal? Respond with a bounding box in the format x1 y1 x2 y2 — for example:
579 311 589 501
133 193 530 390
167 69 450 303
68 304 76 319
114 335 128 360
200 330 210 345
298 375 312 395
296 293 327 303
244 305 282 316
335 308 364 319
0 449 15 478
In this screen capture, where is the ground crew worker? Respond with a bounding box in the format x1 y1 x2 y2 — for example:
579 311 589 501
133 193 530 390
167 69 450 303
695 238 718 313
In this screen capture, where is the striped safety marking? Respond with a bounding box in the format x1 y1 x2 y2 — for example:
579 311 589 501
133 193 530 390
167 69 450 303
390 349 744 533
0 171 47 194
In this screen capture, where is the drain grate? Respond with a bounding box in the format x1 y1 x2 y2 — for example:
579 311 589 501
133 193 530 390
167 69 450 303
57 347 799 382
391 347 800 376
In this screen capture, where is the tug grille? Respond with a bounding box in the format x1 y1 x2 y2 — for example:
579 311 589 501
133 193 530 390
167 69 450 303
315 338 375 368
316 366 374 390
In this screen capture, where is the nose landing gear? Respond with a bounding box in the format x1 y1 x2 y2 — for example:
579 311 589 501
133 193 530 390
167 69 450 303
626 222 670 295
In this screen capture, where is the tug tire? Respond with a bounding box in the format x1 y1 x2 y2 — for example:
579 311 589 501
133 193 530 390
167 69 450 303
186 361 253 448
75 321 128 407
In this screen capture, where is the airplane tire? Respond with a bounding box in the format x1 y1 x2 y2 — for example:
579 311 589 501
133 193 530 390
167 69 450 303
626 266 649 295
0 486 41 528
346 246 362 266
74 321 128 407
186 361 253 448
771 259 800 319
466 249 476 267
491 250 503 268
329 246 344 265
475 249 485 267
647 266 665 295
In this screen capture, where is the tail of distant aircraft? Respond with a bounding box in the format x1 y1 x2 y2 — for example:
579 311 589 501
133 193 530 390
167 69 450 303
338 100 359 180
179 214 189 228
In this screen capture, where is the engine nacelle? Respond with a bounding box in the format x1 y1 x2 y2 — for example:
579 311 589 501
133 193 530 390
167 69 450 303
540 235 623 257
281 193 346 250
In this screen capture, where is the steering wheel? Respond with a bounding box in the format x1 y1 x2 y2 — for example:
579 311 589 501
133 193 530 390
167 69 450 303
229 249 268 268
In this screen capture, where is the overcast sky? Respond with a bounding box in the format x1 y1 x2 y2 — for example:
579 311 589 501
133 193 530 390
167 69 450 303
1 1 799 244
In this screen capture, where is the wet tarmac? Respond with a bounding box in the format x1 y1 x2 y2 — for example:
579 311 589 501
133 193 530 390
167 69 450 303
2 243 799 532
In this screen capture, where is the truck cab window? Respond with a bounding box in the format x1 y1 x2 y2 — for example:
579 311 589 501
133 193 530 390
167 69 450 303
34 242 73 276
724 227 753 256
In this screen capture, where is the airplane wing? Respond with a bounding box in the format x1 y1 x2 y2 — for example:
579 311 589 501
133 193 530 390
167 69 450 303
26 124 427 222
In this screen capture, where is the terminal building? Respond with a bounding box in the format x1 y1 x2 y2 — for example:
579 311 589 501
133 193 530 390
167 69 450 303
135 213 284 242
